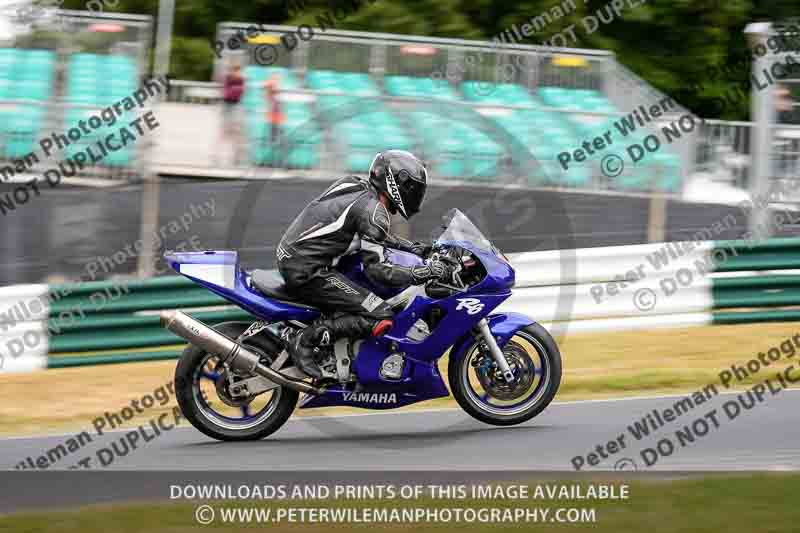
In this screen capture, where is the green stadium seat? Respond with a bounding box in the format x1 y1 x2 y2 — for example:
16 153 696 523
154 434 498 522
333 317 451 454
534 85 685 191
60 53 140 169
285 143 319 168
302 70 416 171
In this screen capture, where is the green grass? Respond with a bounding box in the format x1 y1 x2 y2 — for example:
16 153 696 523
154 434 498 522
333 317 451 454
3 321 800 436
2 474 798 532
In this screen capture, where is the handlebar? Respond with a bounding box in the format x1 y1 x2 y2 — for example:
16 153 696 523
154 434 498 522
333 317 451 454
426 246 466 296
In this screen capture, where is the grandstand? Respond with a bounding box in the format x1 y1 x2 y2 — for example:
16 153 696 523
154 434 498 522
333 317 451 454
0 10 152 179
65 53 140 168
0 48 53 163
213 24 686 193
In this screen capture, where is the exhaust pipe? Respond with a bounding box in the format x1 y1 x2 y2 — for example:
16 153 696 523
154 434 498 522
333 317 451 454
161 310 321 395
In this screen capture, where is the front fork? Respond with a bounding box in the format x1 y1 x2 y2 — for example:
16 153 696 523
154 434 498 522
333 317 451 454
476 318 515 382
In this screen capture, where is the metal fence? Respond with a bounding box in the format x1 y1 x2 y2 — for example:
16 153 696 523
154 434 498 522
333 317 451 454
689 119 800 201
209 24 693 194
206 23 800 206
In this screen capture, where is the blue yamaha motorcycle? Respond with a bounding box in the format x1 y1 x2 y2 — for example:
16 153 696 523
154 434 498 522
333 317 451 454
161 209 561 441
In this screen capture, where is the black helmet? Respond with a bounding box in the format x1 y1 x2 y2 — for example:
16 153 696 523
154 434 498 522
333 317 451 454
368 150 428 219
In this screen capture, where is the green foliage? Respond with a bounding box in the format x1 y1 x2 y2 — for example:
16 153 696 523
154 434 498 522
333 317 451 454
50 0 797 119
169 36 215 81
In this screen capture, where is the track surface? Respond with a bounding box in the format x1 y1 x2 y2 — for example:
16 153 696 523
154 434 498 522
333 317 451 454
3 390 799 471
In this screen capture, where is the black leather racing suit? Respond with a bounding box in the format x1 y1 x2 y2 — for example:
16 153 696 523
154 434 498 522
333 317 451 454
276 175 425 322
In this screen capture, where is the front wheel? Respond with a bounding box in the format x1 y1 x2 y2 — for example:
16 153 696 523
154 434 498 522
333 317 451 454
449 323 561 426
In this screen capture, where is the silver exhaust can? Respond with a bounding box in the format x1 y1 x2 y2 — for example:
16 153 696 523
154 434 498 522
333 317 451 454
160 310 321 394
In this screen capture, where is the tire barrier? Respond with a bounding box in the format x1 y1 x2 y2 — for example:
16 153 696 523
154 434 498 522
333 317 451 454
3 237 800 372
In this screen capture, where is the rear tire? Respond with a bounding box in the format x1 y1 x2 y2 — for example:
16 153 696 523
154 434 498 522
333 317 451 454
449 323 561 426
175 322 299 441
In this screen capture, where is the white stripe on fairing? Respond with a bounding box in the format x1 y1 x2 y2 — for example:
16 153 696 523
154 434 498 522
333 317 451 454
180 263 236 289
385 285 425 309
297 200 357 243
322 182 361 198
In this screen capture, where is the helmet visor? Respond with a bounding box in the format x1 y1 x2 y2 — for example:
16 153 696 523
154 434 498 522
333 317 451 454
400 175 426 217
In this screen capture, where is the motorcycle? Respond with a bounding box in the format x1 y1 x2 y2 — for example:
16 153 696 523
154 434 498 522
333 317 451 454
162 208 561 441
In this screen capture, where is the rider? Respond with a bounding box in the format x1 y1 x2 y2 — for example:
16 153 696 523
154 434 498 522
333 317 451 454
276 150 452 378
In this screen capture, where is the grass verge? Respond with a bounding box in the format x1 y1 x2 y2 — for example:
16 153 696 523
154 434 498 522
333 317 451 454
1 322 798 436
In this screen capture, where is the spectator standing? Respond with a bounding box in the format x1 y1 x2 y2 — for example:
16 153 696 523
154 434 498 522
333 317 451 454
264 73 286 167
776 84 795 124
217 62 245 166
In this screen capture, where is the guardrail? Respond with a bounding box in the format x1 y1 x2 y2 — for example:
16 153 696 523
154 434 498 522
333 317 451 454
3 237 800 372
505 237 800 333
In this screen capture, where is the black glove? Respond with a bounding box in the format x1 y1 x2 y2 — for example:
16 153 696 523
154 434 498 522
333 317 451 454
406 241 433 257
410 259 451 284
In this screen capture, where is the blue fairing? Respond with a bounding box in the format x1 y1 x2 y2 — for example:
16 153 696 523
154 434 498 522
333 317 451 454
165 250 321 323
165 228 533 412
335 248 424 299
446 312 535 370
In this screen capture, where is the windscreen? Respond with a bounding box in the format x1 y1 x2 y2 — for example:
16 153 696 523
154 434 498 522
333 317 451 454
434 209 495 253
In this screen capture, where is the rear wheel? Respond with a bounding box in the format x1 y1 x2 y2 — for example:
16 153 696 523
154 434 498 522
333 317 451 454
175 322 299 441
449 323 561 426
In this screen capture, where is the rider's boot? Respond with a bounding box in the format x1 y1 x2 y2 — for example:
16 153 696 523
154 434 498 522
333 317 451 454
289 324 331 379
288 315 388 378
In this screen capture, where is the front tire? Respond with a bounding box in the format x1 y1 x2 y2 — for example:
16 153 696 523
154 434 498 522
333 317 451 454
449 322 561 426
175 322 299 441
